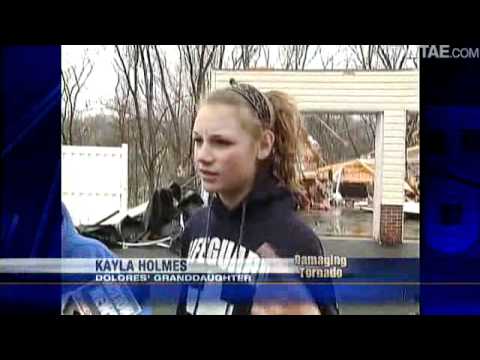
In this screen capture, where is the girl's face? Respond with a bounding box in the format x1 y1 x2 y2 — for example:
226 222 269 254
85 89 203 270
193 104 259 197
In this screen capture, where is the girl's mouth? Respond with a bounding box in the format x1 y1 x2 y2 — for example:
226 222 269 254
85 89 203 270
199 169 219 179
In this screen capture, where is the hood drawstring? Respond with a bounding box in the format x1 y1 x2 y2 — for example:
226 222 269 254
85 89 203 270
204 196 247 257
194 198 248 313
233 202 247 257
191 195 214 312
204 195 214 247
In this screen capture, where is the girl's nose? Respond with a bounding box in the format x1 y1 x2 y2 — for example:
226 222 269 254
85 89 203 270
195 143 214 164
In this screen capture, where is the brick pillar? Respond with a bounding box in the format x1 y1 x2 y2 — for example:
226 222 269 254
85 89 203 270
380 204 403 245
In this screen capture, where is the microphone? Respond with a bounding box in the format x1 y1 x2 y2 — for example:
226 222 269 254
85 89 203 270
62 282 142 315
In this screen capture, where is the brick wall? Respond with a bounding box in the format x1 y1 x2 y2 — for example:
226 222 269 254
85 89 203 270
380 204 403 245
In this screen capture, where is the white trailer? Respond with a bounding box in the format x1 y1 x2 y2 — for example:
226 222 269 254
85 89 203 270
61 144 128 226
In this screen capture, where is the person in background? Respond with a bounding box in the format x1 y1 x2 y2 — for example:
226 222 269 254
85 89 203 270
61 202 151 315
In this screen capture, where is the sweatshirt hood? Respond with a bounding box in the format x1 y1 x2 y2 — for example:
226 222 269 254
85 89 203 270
210 168 297 220
199 168 298 255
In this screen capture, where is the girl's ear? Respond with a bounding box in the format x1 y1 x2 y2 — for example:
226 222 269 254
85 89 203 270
257 129 275 160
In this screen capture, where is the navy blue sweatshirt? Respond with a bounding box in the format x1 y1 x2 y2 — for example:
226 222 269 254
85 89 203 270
177 171 338 315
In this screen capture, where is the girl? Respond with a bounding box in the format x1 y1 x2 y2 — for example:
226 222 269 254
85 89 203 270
176 79 338 315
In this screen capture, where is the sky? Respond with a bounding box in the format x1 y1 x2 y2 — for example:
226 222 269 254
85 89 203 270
61 45 356 116
63 45 170 115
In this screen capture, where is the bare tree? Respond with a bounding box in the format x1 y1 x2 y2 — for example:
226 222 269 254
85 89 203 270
261 45 271 68
61 54 93 144
377 45 418 70
348 45 379 70
304 111 376 165
318 47 336 70
360 114 377 149
154 46 195 177
108 71 131 143
230 45 263 70
345 45 419 149
111 45 218 203
178 45 220 175
114 45 169 199
279 45 317 70
213 45 227 70
348 45 418 71
178 45 219 104
342 114 361 158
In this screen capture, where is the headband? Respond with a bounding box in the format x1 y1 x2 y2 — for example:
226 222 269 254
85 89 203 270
229 78 274 128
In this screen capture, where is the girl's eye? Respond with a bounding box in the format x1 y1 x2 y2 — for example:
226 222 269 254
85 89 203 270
213 139 232 146
193 138 203 145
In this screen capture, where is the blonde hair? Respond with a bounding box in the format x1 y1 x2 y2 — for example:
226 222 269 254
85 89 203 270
203 86 319 198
